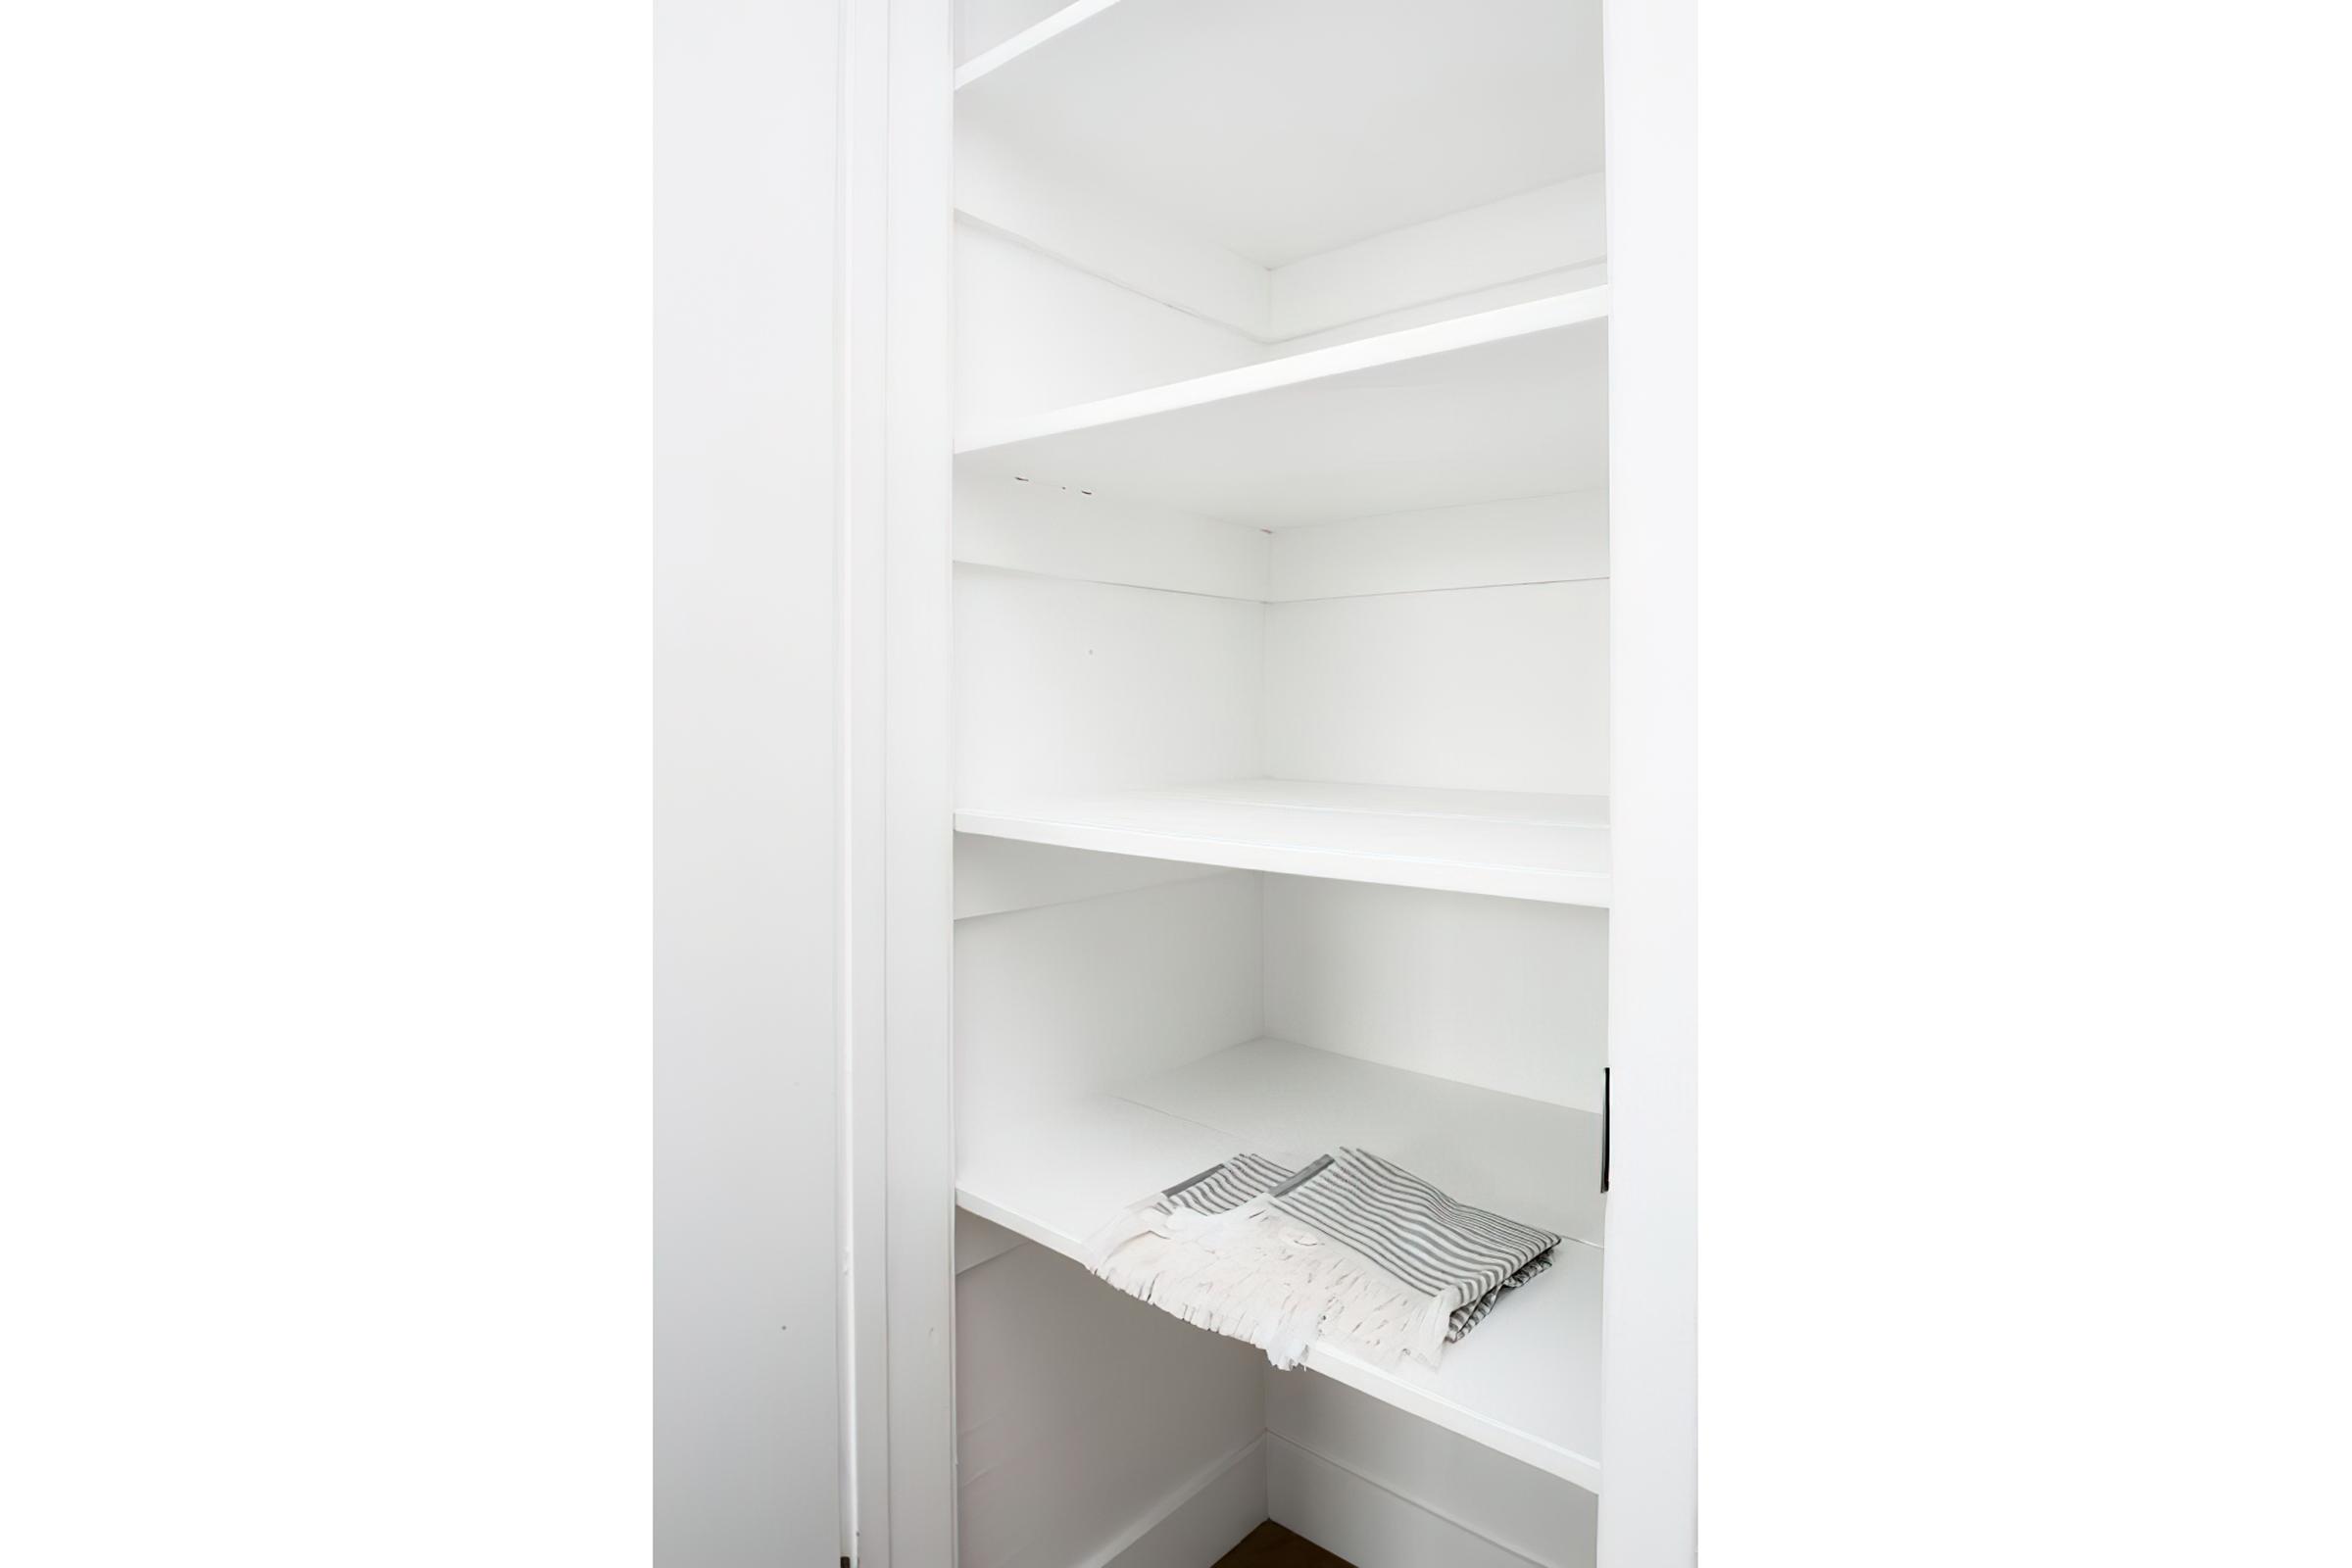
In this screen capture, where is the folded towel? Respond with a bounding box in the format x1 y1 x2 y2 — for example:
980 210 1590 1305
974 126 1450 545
1081 1148 1560 1370
1273 1148 1561 1363
1449 1253 1555 1340
1078 1152 1327 1366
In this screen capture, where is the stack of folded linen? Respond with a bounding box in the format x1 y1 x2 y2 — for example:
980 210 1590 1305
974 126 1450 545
1078 1148 1560 1370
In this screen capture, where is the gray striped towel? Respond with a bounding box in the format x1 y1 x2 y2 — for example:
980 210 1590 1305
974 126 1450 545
1078 1149 1559 1370
1157 1152 1294 1218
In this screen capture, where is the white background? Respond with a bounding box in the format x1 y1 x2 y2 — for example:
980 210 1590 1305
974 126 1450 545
4 2 2349 1564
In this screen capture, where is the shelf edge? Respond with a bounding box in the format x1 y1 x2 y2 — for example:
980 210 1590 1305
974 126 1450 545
952 1185 1603 1492
953 808 1613 907
954 287 1612 457
954 0 1132 89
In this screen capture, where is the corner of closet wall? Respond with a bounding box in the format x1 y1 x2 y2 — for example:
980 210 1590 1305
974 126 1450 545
951 849 1270 1568
955 218 1270 433
956 1240 1267 1568
953 161 1609 437
952 0 1610 433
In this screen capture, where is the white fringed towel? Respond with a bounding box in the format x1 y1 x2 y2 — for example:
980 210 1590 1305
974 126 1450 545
1080 1148 1561 1370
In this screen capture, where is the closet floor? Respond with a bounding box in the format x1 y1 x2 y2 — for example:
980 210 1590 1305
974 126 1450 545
1213 1521 1354 1567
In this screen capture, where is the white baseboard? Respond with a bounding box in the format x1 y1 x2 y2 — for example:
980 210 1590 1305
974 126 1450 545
1054 1398 1594 1568
1089 1434 1268 1568
1269 1433 1577 1568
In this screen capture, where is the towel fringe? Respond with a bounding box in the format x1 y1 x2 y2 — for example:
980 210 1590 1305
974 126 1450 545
1091 1196 1448 1370
1074 1198 1162 1272
1085 1153 1544 1374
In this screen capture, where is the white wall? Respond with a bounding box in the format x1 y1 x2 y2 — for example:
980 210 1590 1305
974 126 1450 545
1269 1374 1595 1568
956 221 1262 429
653 0 846 1560
954 485 1610 802
956 1244 1266 1568
1263 491 1607 601
1262 579 1609 796
956 871 1263 1124
956 470 1269 600
1262 875 1609 1113
955 565 1264 801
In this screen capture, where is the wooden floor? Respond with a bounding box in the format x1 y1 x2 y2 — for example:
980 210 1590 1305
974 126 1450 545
1212 1521 1355 1567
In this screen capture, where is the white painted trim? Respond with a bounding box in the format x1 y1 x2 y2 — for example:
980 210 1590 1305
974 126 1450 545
1267 1434 1560 1568
839 0 891 1557
654 0 849 1558
1086 1434 1269 1568
956 290 1611 455
1595 1 1698 1565
873 1 959 1564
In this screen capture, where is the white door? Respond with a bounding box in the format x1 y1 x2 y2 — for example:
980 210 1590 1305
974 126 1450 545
654 0 850 1561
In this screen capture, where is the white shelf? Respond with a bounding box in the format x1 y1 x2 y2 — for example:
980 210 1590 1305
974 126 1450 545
955 292 1609 527
957 1036 1605 1491
956 0 1602 269
955 779 1610 906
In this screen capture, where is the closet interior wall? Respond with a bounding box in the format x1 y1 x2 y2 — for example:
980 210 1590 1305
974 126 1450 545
942 4 1611 1565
